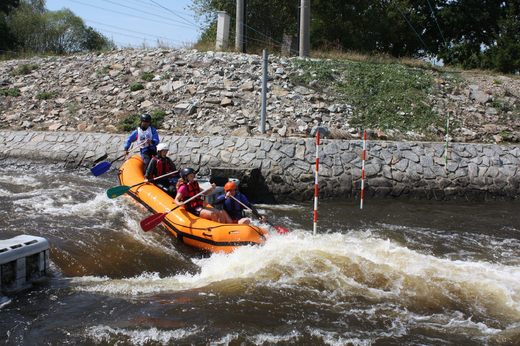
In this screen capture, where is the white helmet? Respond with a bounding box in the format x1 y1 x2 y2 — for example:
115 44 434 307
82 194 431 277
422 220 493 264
157 143 169 152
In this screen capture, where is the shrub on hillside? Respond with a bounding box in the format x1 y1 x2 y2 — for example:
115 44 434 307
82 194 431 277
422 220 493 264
0 88 21 96
36 91 57 100
129 82 144 92
141 72 154 82
118 110 166 132
12 63 38 76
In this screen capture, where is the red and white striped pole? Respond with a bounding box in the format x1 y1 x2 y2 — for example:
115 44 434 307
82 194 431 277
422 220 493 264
360 130 367 210
313 129 320 235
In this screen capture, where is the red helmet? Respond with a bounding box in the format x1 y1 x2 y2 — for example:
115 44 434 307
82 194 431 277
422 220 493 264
224 181 236 192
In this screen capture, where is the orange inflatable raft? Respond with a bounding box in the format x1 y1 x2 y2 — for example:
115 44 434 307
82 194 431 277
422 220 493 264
118 155 269 253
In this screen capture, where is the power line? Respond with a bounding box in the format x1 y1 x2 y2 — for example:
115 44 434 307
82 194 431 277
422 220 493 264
67 0 195 30
426 0 447 46
103 0 199 29
148 0 197 27
228 14 299 55
395 5 430 53
126 0 195 19
95 27 188 47
83 18 192 46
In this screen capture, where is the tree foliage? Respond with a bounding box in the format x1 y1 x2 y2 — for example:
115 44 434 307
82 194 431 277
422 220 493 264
0 0 20 53
1 0 114 56
192 0 520 73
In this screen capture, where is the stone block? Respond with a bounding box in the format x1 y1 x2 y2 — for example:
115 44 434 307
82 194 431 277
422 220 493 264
279 144 295 157
394 159 409 172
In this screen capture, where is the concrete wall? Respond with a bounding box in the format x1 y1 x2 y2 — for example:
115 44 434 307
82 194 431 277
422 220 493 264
1 130 519 201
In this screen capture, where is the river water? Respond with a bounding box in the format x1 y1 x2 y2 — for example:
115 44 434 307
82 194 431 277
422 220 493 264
0 163 519 345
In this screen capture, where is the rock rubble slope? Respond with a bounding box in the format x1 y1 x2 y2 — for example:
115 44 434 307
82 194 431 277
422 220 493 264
1 48 519 143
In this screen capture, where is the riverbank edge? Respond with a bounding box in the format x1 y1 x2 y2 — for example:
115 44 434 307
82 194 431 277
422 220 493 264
1 130 519 201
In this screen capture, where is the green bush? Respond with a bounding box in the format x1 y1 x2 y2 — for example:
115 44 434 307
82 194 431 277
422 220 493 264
36 91 57 100
12 63 38 76
129 82 144 91
0 88 21 96
141 72 154 82
118 109 167 132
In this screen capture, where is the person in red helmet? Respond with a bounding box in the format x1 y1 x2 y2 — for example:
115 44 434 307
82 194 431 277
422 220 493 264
215 181 265 224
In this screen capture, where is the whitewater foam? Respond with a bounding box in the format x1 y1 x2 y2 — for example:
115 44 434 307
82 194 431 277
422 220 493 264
86 325 200 345
72 230 520 323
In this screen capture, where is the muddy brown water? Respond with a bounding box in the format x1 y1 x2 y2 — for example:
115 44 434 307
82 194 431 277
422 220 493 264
0 163 519 345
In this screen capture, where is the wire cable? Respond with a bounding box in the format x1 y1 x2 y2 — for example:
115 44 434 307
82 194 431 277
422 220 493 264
148 0 197 27
426 0 447 46
227 13 299 55
395 5 430 53
83 18 192 45
67 0 195 30
103 0 198 29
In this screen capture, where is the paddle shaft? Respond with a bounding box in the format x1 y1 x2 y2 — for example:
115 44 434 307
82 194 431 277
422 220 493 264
107 170 180 198
229 195 288 232
130 170 178 188
229 194 276 227
113 144 143 163
110 153 126 165
140 186 213 232
177 186 212 207
91 144 145 176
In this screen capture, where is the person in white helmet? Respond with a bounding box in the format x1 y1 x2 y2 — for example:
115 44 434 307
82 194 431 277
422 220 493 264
144 143 178 196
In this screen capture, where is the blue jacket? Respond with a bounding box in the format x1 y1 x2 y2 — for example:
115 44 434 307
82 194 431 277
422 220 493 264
124 126 159 154
215 192 253 221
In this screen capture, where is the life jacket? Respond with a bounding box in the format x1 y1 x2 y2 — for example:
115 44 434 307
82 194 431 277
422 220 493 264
154 157 175 178
224 194 245 220
137 126 155 152
182 181 204 212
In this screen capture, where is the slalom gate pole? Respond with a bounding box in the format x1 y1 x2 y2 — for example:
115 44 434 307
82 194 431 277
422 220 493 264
313 129 320 235
445 114 450 171
360 130 367 210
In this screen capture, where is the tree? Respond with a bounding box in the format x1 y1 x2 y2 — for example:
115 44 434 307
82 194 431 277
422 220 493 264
0 0 20 15
8 1 47 52
7 1 114 54
83 26 115 51
483 2 520 73
191 0 298 52
190 1 516 71
0 0 20 53
45 9 89 53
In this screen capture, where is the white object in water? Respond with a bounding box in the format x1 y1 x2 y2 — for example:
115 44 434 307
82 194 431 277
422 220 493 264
0 235 49 293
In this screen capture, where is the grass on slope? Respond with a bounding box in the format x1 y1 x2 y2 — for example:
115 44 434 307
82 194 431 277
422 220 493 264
290 59 443 136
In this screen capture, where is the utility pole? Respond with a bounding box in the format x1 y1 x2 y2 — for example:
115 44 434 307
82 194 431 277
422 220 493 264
235 0 244 52
299 0 310 57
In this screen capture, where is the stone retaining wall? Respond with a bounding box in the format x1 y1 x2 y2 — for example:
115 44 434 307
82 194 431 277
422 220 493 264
1 130 519 201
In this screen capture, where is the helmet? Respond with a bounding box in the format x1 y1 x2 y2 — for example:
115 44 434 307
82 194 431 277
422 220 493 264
224 181 237 192
180 167 195 178
140 113 152 122
157 143 169 152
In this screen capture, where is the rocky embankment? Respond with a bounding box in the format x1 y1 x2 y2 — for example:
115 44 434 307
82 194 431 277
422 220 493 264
0 48 519 143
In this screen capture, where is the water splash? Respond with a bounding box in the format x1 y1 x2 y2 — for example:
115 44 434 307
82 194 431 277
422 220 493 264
72 230 520 324
85 325 200 345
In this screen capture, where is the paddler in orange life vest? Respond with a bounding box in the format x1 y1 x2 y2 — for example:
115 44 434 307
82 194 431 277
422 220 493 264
174 168 232 223
123 113 159 168
144 143 179 196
